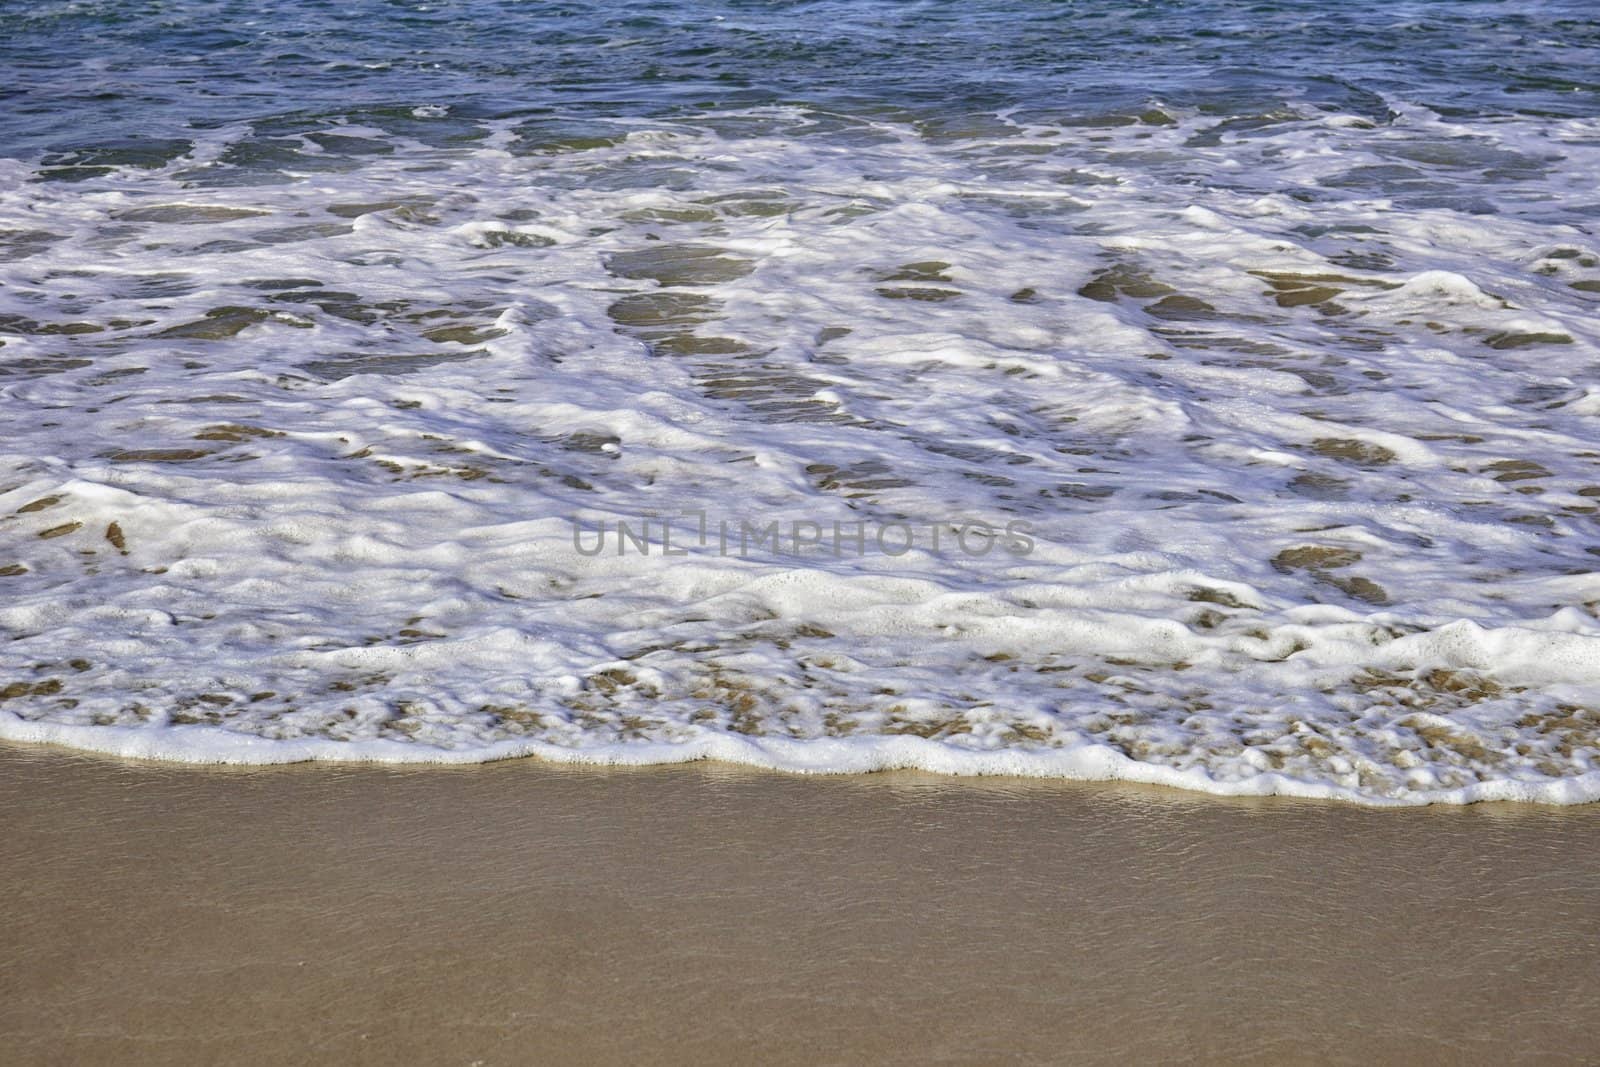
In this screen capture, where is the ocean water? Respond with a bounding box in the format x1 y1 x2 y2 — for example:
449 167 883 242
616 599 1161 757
3 0 1600 804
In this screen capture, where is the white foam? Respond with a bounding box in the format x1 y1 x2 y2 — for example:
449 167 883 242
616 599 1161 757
2 105 1599 805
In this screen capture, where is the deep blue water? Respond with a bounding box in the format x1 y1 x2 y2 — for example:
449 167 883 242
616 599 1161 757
3 1 1598 161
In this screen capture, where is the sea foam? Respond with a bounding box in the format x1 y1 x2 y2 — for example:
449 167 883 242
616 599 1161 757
3 98 1599 805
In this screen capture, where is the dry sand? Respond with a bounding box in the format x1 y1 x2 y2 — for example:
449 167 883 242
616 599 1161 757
2 741 1597 1065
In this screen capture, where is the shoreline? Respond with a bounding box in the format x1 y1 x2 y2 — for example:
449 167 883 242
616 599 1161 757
4 718 1598 808
4 741 1598 1064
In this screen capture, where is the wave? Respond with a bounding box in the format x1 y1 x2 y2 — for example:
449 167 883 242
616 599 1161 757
3 104 1599 804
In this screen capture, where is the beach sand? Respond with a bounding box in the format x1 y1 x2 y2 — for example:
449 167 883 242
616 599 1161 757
2 742 1597 1065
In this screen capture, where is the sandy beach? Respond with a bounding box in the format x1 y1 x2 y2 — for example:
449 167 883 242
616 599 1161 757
3 742 1596 1065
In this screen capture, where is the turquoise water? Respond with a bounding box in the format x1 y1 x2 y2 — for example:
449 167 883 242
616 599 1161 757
2 1 1600 803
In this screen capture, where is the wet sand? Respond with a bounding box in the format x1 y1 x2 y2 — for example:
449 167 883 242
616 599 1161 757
2 742 1597 1065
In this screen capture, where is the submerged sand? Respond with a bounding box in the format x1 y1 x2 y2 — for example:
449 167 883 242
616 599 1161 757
2 743 1597 1065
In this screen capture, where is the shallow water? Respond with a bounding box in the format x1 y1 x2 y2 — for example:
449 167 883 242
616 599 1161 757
3 1 1600 803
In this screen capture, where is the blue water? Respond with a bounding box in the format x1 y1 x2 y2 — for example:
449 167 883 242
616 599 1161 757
4 1 1598 157
3 1 1600 803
